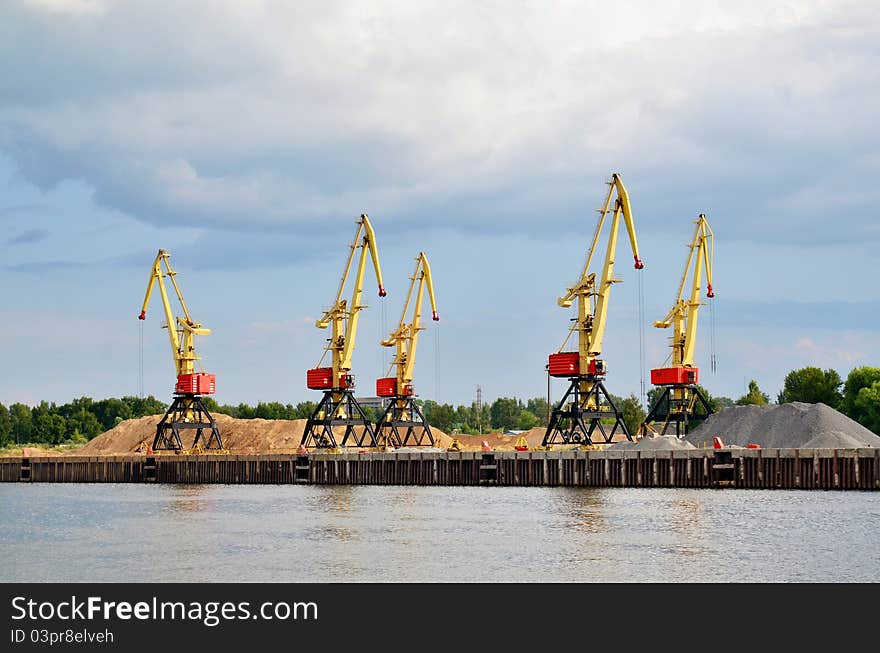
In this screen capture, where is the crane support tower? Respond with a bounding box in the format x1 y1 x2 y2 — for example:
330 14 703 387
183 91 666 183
543 173 644 447
374 252 439 448
139 249 223 452
642 214 715 437
301 214 387 449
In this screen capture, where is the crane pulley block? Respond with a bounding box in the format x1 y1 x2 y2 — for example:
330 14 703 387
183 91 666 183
651 367 698 386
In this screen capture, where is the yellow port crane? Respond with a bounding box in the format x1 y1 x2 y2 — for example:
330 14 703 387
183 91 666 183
138 249 223 452
642 214 715 437
301 214 387 449
543 173 644 447
374 251 439 448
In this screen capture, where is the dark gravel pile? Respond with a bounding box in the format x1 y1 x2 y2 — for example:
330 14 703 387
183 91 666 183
684 402 880 449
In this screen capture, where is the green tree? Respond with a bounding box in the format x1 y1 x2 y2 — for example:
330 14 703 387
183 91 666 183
92 398 133 430
526 397 551 427
31 402 67 444
615 394 647 436
714 396 735 411
253 402 289 420
736 380 770 406
423 401 456 433
360 405 378 423
9 403 32 444
490 397 523 431
777 367 843 408
851 382 880 435
841 367 880 414
841 367 880 434
516 409 539 430
294 401 317 419
0 403 11 446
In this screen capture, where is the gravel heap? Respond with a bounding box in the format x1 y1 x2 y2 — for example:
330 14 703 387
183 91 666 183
609 435 696 451
684 402 880 449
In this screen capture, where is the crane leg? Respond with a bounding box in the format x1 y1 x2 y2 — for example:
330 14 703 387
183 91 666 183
375 397 435 448
643 385 713 438
153 394 224 452
301 390 379 449
542 377 631 447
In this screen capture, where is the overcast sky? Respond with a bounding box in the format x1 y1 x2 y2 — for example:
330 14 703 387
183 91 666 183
1 0 878 409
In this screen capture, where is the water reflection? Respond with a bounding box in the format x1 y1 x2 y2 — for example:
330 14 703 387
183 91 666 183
2 485 876 582
308 485 356 514
557 488 608 534
164 485 211 514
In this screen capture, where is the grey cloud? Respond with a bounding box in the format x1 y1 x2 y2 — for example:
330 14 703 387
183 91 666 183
6 228 49 245
0 1 877 244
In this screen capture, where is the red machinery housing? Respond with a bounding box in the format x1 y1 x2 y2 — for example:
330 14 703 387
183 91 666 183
651 367 698 386
175 373 216 395
376 377 412 397
307 367 353 390
548 353 606 378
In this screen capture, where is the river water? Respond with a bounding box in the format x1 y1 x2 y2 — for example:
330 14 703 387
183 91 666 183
1 485 877 582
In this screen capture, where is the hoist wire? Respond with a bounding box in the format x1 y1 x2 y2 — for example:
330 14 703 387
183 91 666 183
709 297 717 373
380 297 388 375
138 320 144 399
638 271 647 408
434 324 440 403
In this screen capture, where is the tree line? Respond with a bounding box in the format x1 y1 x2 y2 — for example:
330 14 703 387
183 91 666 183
1 365 877 447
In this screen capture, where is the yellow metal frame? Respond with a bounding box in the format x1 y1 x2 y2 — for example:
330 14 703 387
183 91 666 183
654 214 714 369
381 251 438 394
315 213 386 390
139 249 210 379
556 173 643 402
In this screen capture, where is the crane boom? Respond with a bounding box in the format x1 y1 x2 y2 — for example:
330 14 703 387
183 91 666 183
653 214 714 370
139 249 212 383
642 214 715 438
310 213 386 390
137 249 222 452
555 173 643 369
379 252 439 396
374 252 440 448
302 214 387 450
544 173 644 447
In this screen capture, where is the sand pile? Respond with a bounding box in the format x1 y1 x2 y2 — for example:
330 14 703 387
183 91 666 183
685 402 880 449
609 436 696 451
77 415 655 455
76 414 456 455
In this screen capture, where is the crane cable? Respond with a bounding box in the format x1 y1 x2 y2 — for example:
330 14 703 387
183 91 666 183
138 319 144 399
709 295 717 373
380 297 388 375
434 324 440 403
638 269 647 409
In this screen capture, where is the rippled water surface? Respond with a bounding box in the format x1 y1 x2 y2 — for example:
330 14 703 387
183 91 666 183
1 484 877 582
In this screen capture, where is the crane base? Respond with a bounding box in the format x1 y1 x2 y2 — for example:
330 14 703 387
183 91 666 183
543 378 631 446
641 385 713 438
374 396 435 448
153 394 224 452
301 390 378 449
